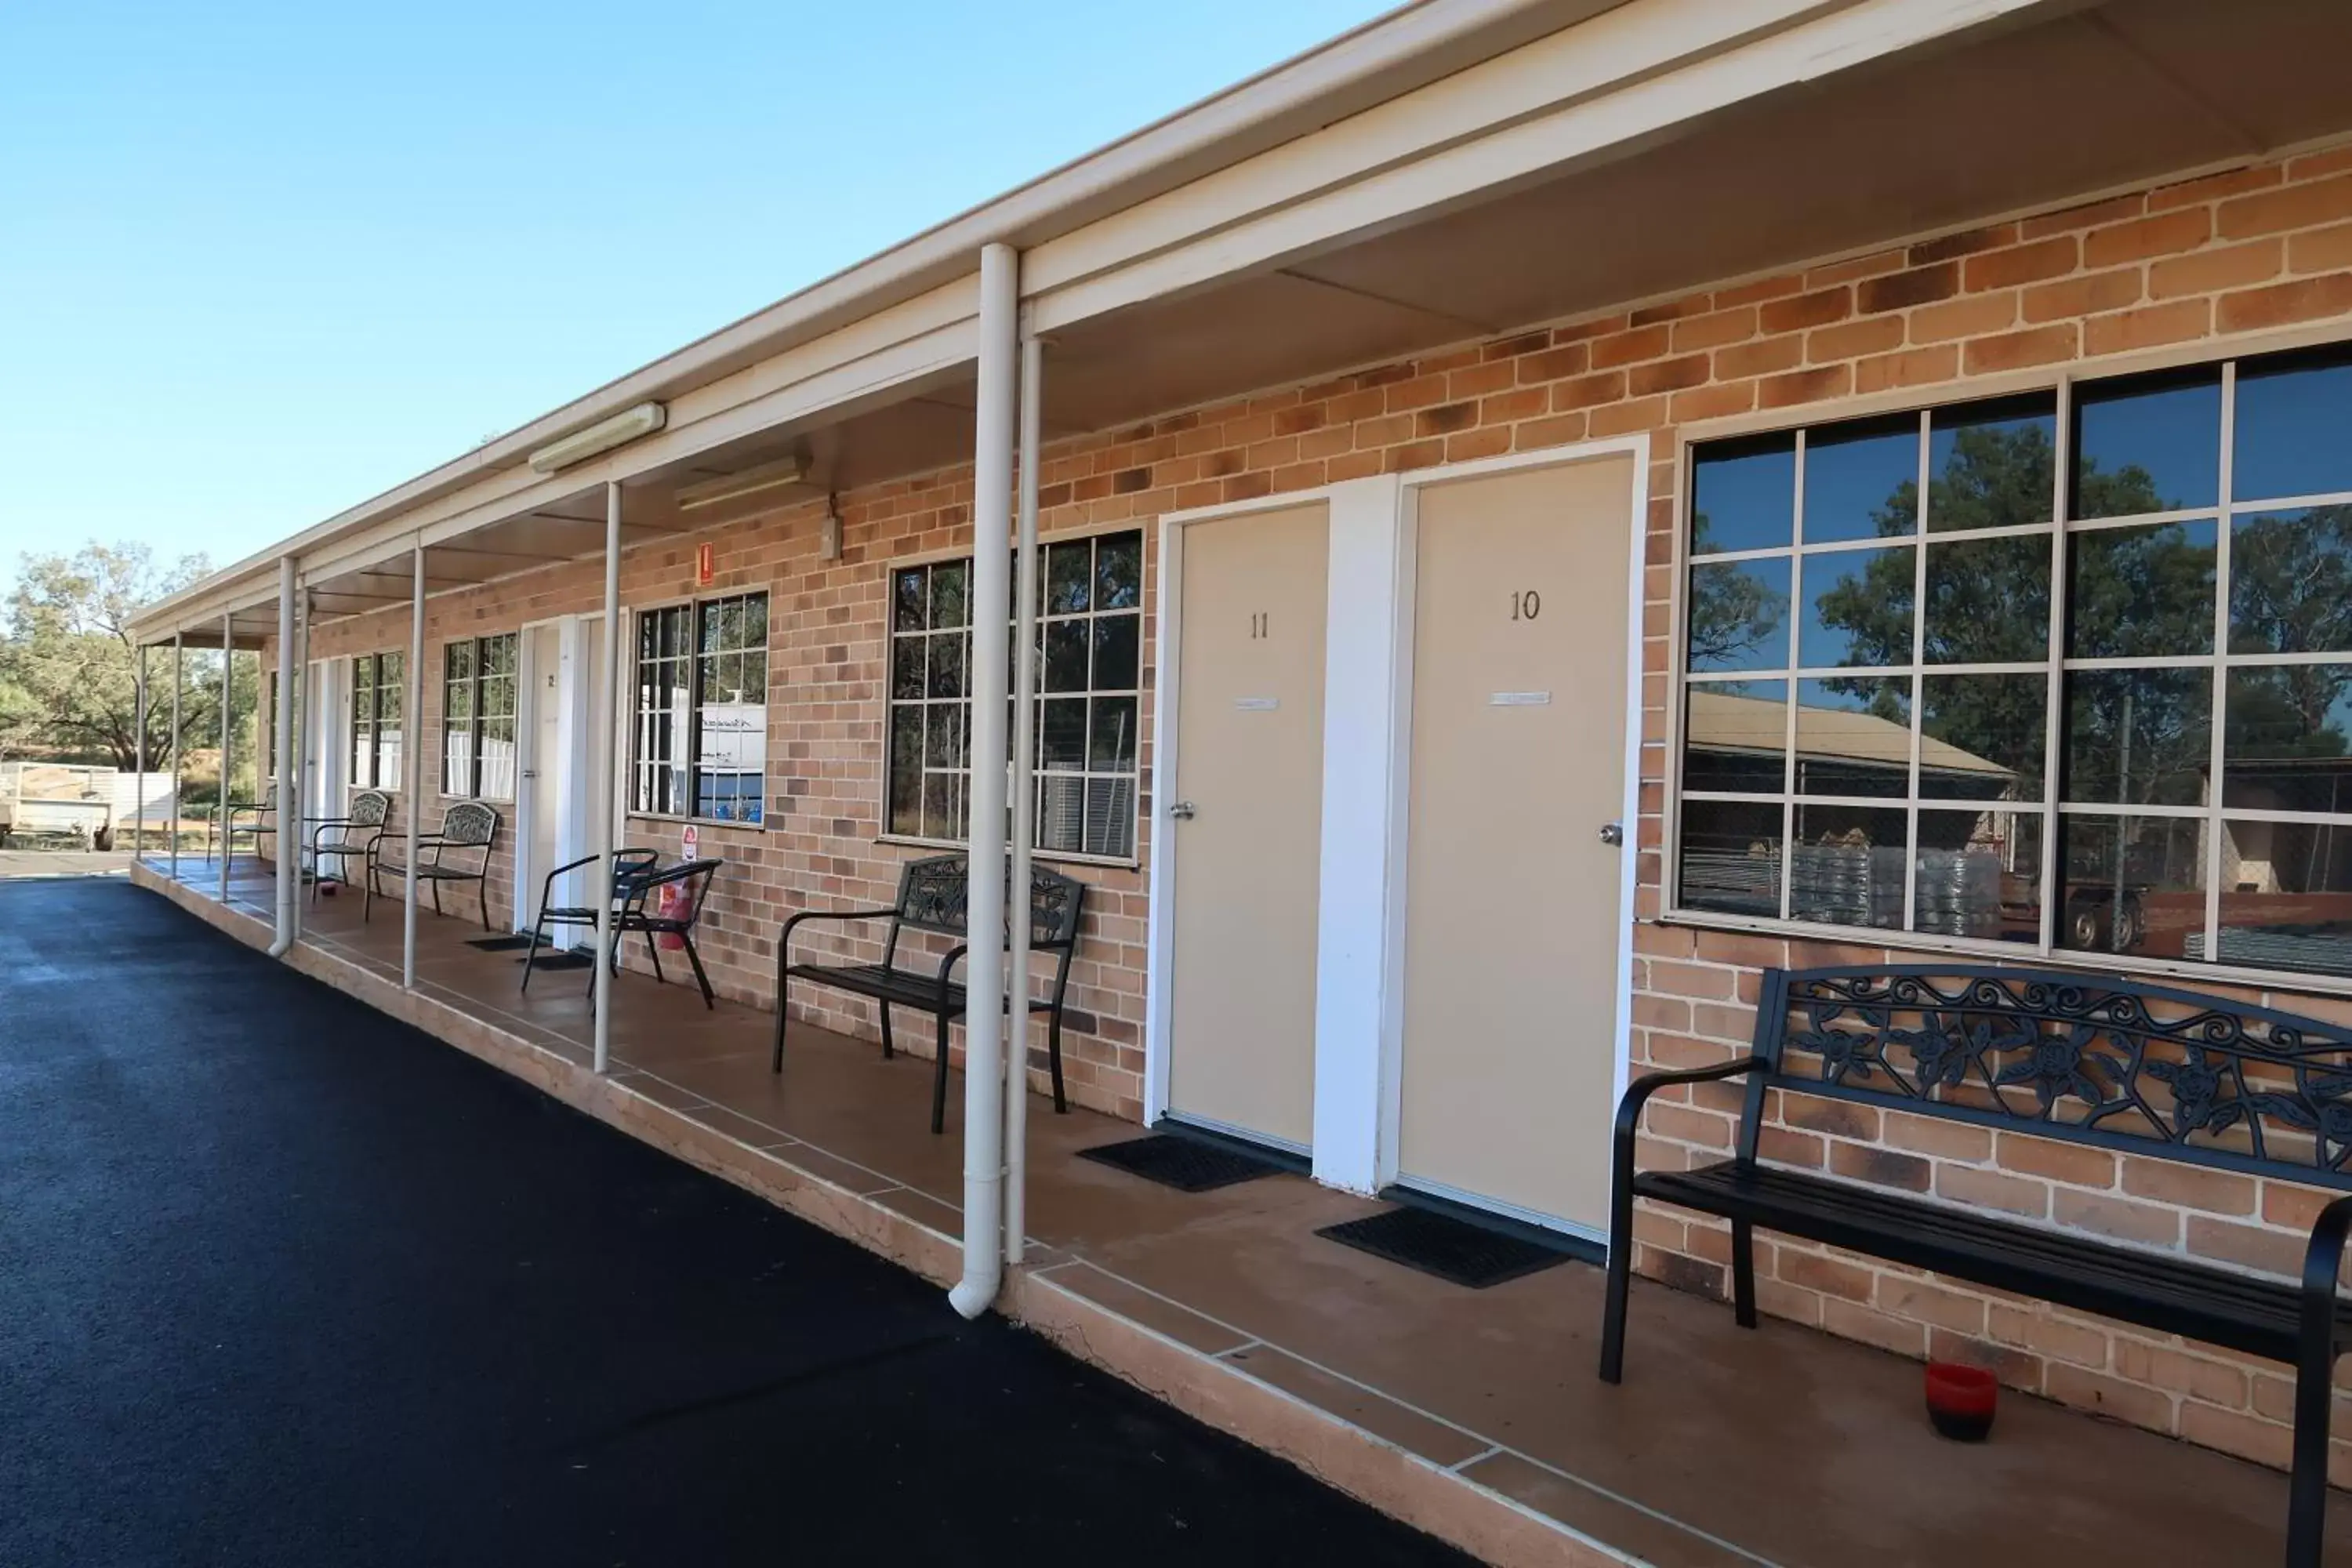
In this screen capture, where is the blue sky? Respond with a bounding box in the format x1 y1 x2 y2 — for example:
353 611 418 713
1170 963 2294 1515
0 1 1391 591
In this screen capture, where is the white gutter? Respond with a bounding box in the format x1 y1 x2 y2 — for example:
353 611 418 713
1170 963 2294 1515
268 556 297 956
949 243 1019 1321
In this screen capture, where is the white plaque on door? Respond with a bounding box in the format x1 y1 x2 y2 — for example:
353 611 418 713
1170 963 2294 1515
1233 696 1279 711
1489 691 1552 706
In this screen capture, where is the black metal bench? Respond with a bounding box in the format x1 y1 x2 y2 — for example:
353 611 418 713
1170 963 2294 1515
771 854 1085 1134
1602 964 2352 1567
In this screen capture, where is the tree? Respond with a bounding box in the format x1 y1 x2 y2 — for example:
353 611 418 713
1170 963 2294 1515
0 543 216 771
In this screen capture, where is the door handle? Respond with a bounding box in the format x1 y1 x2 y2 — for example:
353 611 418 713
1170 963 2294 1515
1598 821 1624 847
1169 800 1196 820
521 769 539 780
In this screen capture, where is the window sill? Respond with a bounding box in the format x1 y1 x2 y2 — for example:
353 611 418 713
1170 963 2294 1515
626 811 771 833
877 833 1139 873
1656 908 2352 1003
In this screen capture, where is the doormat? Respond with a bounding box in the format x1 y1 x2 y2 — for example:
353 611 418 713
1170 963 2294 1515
467 935 537 952
1316 1205 1573 1289
1078 1134 1288 1192
516 952 595 971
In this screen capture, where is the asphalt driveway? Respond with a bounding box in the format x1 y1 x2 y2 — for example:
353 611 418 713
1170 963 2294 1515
0 880 1469 1567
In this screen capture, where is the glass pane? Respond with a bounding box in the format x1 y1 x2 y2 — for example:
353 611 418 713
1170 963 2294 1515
1798 545 1912 670
2063 669 2213 807
1690 433 1795 555
2073 368 2223 517
479 715 517 803
927 632 965 699
924 702 968 768
741 652 766 699
1095 532 1143 610
2234 347 2352 504
2230 507 2352 655
1790 803 1907 929
1915 807 2042 942
891 636 926 701
1795 677 1911 798
889 708 924 833
930 561 969 630
1923 534 2049 664
1802 416 1918 545
446 641 474 684
1929 393 2057 533
2065 518 2217 659
1085 776 1136 859
1677 798 1783 916
1088 695 1138 771
2224 665 2352 812
698 601 724 654
922 771 968 843
1681 679 1786 793
2057 813 2205 959
697 655 722 706
1686 557 1791 673
895 567 928 633
1039 699 1087 771
2216 819 2352 975
1091 613 1141 691
1036 775 1085 854
484 634 516 677
445 674 473 724
742 593 768 649
1043 620 1089 692
889 760 923 837
1046 541 1091 615
1920 673 2046 801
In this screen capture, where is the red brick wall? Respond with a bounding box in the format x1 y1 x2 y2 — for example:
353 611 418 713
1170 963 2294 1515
292 139 2352 1472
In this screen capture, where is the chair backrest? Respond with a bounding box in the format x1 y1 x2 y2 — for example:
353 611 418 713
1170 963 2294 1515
347 790 390 829
439 800 499 849
1747 964 2352 1190
890 854 1085 950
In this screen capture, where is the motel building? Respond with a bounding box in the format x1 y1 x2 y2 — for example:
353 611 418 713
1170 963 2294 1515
118 2 2352 1563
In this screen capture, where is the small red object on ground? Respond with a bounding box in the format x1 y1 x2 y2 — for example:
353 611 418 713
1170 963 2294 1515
1925 1362 1998 1442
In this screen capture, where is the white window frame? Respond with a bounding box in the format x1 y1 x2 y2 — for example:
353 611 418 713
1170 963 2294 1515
347 650 403 794
623 590 772 829
878 519 1148 869
440 631 518 802
1663 325 2352 996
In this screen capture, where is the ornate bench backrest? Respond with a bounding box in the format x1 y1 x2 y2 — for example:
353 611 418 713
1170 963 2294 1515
440 799 499 849
347 790 391 829
1748 965 2352 1190
891 855 1087 950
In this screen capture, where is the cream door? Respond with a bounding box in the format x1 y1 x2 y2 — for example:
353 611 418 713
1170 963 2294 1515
1166 503 1330 1152
1398 457 1634 1232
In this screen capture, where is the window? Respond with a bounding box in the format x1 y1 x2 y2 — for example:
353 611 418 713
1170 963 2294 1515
886 528 1144 860
1674 342 2352 983
349 652 403 791
441 633 517 800
630 592 768 823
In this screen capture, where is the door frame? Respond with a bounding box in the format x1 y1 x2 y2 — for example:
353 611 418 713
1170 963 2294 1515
1377 435 1650 1237
512 614 603 933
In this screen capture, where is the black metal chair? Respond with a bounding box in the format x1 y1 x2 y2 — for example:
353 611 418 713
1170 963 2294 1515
364 800 500 929
596 858 724 1008
518 848 661 994
307 790 390 902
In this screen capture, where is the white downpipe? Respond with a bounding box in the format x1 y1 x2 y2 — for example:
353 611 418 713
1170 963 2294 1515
132 645 147 862
1004 330 1041 1268
402 543 424 989
269 556 297 956
219 612 233 904
292 586 311 942
169 633 182 880
949 241 1018 1321
592 481 622 1075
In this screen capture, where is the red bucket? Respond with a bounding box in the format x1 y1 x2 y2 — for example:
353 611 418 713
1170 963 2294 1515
1925 1362 1998 1442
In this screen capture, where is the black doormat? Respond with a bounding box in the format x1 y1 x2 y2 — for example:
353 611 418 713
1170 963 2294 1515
467 935 537 952
1078 1134 1288 1192
1316 1205 1574 1289
517 952 595 971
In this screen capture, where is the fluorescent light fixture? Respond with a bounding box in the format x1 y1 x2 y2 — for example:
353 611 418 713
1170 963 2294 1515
675 455 811 513
526 401 666 474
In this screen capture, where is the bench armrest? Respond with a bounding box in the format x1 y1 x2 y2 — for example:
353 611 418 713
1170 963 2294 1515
2299 1194 2352 1367
775 906 902 966
1613 1057 1768 1177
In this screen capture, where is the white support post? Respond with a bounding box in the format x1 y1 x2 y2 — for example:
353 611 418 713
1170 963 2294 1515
293 585 311 940
593 480 622 1074
219 612 233 902
1005 329 1042 1268
169 633 183 880
402 543 424 989
133 644 147 861
950 241 1017 1320
270 556 297 956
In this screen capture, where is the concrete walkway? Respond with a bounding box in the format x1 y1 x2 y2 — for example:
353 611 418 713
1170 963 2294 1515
0 879 1469 1567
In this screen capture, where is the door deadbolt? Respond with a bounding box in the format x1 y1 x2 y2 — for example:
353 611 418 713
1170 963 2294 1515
1169 800 1197 820
1598 821 1624 846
